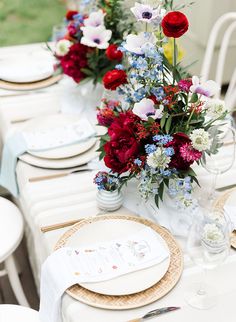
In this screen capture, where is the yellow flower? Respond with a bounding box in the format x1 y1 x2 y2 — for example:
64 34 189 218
163 39 185 65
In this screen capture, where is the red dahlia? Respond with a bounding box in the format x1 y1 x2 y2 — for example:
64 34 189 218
60 43 89 83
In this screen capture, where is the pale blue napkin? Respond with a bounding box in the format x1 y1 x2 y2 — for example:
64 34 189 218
0 133 27 197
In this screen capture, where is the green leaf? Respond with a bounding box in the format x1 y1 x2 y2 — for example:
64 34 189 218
165 116 172 134
190 93 198 103
155 194 159 208
186 167 197 177
158 182 164 201
160 115 166 129
192 176 201 187
80 68 94 76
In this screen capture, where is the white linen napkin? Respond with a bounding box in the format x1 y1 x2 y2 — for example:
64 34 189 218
39 227 169 322
0 118 96 197
224 205 236 230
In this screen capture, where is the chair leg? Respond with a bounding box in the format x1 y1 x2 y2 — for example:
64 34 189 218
4 254 30 307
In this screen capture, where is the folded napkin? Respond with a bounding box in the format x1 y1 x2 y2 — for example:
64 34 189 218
0 118 96 197
39 227 169 322
224 205 236 230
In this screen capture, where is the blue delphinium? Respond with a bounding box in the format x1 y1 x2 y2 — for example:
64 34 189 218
153 134 173 145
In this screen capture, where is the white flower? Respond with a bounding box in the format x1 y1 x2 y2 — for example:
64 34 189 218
81 26 112 49
55 39 72 56
147 147 170 169
133 98 163 121
190 76 220 97
203 223 224 243
205 98 226 118
123 32 156 55
84 9 106 27
131 2 163 23
190 129 211 151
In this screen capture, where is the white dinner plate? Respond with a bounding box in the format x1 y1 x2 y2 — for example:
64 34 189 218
0 55 54 83
22 114 97 159
59 217 171 296
19 140 99 169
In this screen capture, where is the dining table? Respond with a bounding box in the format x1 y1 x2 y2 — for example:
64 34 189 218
0 42 236 322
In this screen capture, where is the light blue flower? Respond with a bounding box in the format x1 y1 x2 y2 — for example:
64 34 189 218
153 134 173 145
164 147 175 157
151 87 165 101
160 169 172 177
115 64 124 70
134 158 142 166
145 144 157 154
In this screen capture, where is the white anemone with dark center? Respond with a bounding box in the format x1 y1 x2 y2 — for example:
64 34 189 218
131 2 161 23
81 25 112 49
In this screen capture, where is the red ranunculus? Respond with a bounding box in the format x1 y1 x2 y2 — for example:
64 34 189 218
103 69 127 90
60 43 89 83
162 11 189 38
166 132 193 170
106 44 123 61
66 10 78 21
104 111 140 173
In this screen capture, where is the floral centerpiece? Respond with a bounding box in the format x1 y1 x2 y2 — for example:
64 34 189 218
53 0 134 85
96 0 227 209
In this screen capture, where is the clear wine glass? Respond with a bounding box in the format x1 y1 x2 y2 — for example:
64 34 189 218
185 208 231 309
201 124 235 204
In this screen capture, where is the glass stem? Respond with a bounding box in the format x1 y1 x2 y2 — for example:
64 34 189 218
197 269 207 296
209 172 219 201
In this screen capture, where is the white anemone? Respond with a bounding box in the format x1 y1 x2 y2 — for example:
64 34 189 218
190 76 220 97
131 2 162 23
123 32 156 55
81 26 112 49
133 98 163 121
83 9 106 27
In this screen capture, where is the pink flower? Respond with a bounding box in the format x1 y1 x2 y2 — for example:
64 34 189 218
97 107 116 126
180 143 202 162
178 78 192 92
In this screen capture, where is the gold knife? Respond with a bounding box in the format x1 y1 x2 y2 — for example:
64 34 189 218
127 307 180 322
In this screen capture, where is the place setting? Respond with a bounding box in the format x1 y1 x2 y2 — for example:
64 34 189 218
0 50 62 91
39 213 183 322
0 113 105 196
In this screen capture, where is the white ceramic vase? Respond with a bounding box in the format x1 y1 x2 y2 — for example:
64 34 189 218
96 190 124 212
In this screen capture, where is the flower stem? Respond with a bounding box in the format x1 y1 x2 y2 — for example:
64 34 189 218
172 38 177 84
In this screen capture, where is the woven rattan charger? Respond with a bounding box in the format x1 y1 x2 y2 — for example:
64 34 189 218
54 214 184 310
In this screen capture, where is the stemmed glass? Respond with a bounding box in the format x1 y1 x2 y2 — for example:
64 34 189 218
185 208 231 309
201 124 235 204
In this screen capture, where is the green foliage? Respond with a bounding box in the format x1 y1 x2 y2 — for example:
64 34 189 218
0 0 65 46
97 0 134 43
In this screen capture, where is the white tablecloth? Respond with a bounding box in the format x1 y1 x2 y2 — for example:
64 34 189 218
1 43 236 322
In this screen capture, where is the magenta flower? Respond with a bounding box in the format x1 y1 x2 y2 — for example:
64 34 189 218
180 143 202 162
178 78 192 92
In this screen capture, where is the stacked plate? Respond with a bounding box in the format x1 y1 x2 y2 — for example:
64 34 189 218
0 52 61 90
55 214 184 310
19 114 104 169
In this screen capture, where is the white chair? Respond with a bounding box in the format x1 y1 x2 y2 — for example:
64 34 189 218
0 197 29 307
201 12 236 110
0 304 39 322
